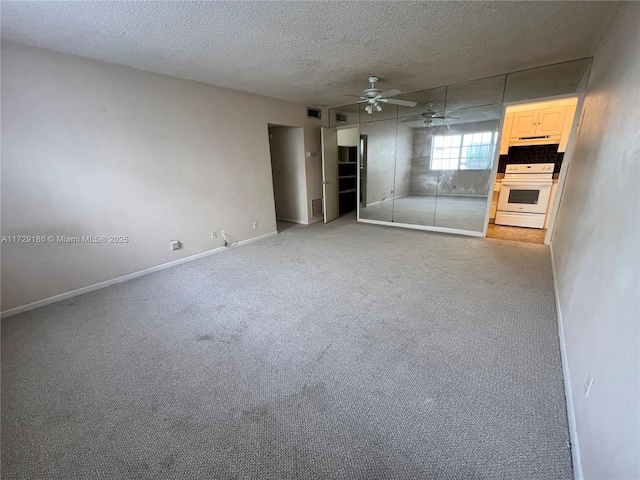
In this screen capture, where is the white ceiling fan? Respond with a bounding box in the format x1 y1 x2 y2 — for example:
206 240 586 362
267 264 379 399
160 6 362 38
343 76 417 114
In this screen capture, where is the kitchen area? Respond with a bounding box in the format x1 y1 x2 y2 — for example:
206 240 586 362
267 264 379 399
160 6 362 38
488 97 578 243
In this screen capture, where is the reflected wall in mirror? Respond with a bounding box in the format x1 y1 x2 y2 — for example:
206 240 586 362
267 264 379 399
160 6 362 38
432 112 500 231
392 80 503 231
397 87 446 119
329 103 360 128
503 58 592 103
431 78 504 232
445 75 505 111
359 118 397 222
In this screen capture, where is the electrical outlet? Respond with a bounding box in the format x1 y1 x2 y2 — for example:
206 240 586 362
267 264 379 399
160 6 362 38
252 221 258 230
221 229 226 238
584 371 595 397
170 240 180 251
211 231 217 239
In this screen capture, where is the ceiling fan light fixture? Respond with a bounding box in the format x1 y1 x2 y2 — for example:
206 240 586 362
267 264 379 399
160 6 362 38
347 76 415 114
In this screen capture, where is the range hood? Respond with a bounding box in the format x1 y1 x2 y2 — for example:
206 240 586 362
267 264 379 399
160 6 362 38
510 134 561 147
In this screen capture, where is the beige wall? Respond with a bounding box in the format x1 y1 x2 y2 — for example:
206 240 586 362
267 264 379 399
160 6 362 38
551 3 639 479
268 126 306 223
337 128 359 147
1 42 324 312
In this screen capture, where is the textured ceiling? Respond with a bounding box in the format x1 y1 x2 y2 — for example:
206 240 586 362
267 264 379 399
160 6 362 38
1 1 621 107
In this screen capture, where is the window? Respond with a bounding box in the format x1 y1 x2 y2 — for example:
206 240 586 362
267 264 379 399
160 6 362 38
431 134 461 170
431 131 497 170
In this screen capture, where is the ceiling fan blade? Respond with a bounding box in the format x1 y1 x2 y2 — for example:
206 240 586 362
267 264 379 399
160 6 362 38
379 98 418 107
341 94 364 98
379 88 401 98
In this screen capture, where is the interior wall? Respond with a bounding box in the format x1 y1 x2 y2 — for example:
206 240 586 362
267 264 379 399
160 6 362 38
1 42 323 313
550 3 639 479
268 126 306 223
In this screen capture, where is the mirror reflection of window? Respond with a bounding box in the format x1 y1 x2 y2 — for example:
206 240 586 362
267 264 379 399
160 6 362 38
432 134 462 170
431 131 497 171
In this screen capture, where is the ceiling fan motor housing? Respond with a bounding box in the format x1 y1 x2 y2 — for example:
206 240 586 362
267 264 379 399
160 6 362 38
362 76 381 100
362 88 382 100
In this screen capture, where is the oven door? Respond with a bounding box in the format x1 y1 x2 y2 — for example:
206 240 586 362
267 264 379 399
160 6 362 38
497 181 552 214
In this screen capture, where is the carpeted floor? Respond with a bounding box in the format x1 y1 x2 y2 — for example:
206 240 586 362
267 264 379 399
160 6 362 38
359 195 488 232
1 215 573 479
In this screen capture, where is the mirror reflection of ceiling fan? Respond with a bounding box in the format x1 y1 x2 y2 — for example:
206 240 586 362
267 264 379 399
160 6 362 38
401 103 460 127
343 76 417 114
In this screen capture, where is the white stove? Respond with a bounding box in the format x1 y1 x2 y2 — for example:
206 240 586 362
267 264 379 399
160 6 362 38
495 163 554 229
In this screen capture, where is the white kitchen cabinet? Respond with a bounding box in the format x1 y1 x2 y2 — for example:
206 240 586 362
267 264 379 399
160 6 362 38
510 107 568 139
537 107 568 136
511 111 540 138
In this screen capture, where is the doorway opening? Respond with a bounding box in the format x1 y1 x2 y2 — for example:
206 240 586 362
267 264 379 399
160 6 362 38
487 96 579 244
337 128 359 216
267 125 306 231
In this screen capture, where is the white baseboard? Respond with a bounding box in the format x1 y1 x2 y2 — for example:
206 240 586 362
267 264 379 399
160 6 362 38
307 216 323 225
276 216 308 225
0 231 278 319
550 243 583 480
365 195 404 207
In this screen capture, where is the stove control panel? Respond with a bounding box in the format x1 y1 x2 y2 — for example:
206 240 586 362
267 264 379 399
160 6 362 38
505 163 555 173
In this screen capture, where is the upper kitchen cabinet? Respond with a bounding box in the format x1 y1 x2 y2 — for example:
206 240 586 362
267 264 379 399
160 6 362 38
511 107 567 138
537 108 568 136
503 98 578 152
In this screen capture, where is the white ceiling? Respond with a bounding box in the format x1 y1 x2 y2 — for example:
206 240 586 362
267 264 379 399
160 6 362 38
1 1 621 107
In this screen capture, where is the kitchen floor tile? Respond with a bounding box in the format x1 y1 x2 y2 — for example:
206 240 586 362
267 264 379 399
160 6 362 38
486 224 546 244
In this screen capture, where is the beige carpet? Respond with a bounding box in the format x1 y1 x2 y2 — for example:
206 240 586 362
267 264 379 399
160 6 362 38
1 215 572 479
